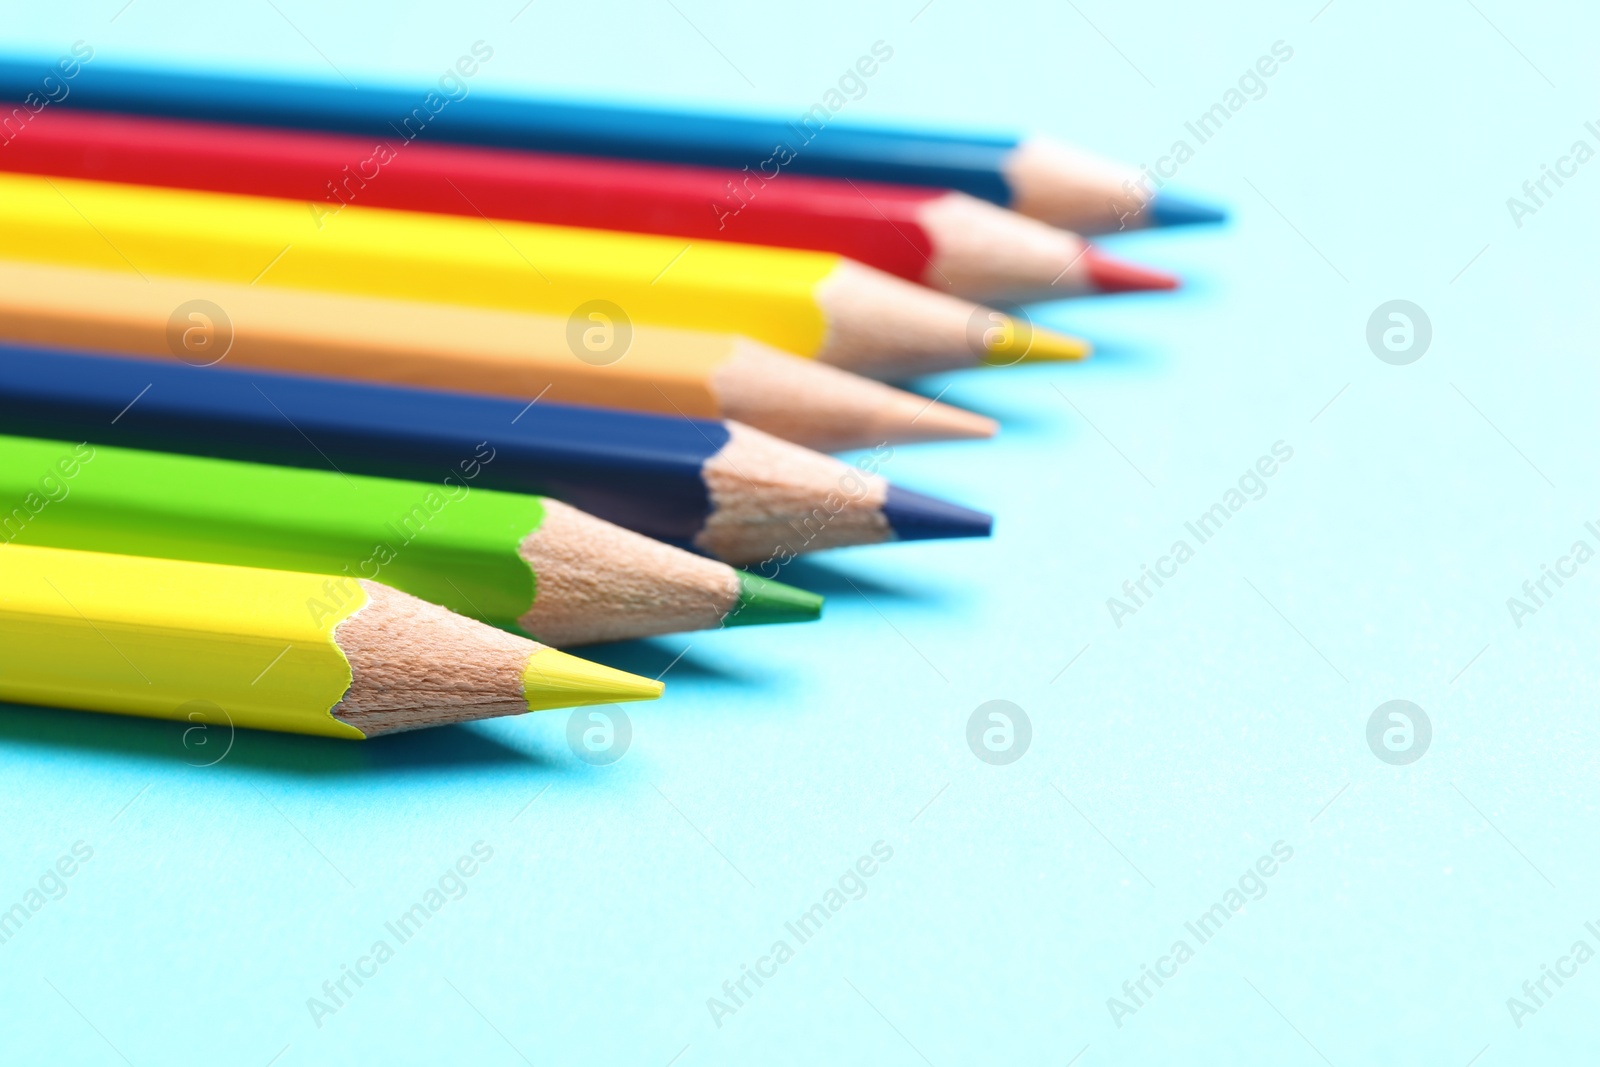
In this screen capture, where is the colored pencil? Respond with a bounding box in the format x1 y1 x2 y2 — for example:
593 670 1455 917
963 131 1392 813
0 260 994 452
0 345 993 566
0 107 1176 304
0 55 1224 233
0 542 663 739
0 434 822 647
0 172 1087 379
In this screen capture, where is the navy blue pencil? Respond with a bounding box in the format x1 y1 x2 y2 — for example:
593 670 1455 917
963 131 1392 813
0 345 990 566
0 51 1223 235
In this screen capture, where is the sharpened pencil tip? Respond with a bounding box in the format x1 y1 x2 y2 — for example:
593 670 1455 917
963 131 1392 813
901 398 998 442
882 485 993 543
1083 247 1180 293
728 572 823 627
520 647 665 711
1148 191 1227 227
984 320 1091 366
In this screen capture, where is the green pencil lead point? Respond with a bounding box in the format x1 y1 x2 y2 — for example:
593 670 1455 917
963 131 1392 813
726 572 822 627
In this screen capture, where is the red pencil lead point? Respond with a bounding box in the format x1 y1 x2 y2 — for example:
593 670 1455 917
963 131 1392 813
1083 248 1180 293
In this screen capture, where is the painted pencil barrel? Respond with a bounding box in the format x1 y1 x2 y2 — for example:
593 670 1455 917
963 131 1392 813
0 343 723 544
0 542 373 738
0 345 989 563
0 55 1226 232
0 433 822 645
0 542 662 738
0 108 1176 302
0 54 1021 202
0 171 838 357
0 433 543 628
0 108 944 282
0 260 996 452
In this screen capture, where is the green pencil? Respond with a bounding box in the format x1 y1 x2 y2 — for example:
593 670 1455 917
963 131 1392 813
0 434 820 646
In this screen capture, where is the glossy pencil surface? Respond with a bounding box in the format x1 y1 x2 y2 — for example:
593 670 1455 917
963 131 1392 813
0 55 1222 231
0 170 1080 373
0 53 1018 200
0 542 662 738
0 107 1169 301
0 344 723 543
0 434 821 644
0 345 990 562
0 260 996 451
0 169 841 359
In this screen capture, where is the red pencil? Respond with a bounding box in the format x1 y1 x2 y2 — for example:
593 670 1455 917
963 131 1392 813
0 107 1176 304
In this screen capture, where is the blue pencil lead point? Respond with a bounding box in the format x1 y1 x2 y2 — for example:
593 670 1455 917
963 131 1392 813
1148 191 1227 227
882 485 993 543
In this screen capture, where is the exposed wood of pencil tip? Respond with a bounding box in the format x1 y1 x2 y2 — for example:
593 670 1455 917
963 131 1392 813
518 498 740 646
710 339 996 450
811 260 990 379
332 581 542 736
1002 136 1136 230
695 421 891 564
916 191 1095 303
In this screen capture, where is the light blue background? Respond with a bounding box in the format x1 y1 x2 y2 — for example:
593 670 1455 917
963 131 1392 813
0 0 1595 1063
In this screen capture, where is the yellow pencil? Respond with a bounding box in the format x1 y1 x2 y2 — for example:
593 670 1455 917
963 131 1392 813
0 259 995 451
0 543 663 739
0 172 1088 379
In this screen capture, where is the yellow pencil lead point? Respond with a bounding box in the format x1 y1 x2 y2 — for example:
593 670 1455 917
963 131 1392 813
980 317 1092 366
520 647 665 712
